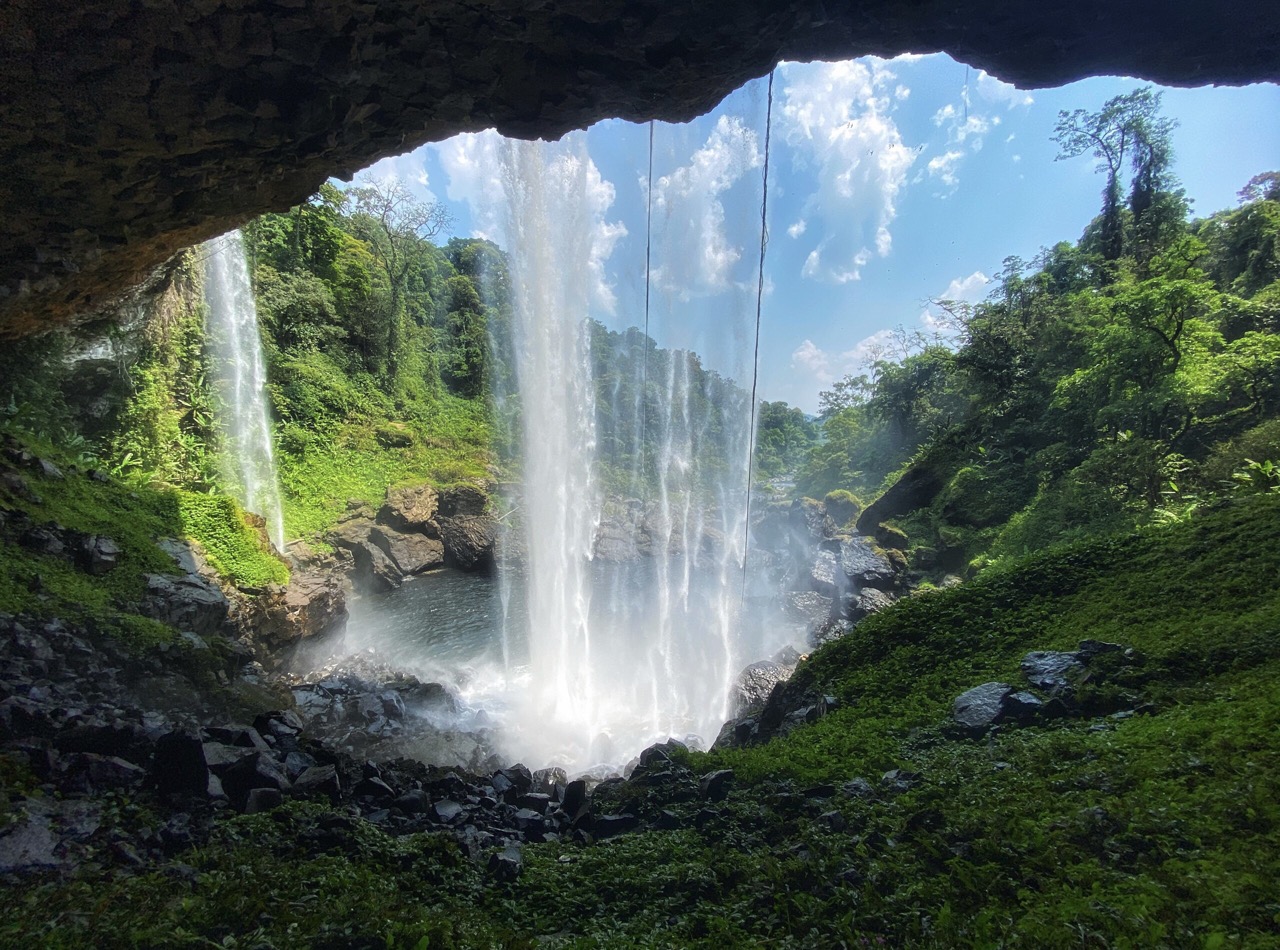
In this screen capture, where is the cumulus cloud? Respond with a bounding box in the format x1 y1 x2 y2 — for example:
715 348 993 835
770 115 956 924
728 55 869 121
927 150 964 189
975 70 1035 108
777 60 917 284
650 114 761 299
787 219 807 239
919 270 991 334
790 331 894 390
437 130 626 314
357 152 440 205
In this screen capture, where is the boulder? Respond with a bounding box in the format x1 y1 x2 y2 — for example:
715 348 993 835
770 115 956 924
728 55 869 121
369 524 444 575
839 536 897 590
699 769 734 802
488 845 523 882
783 591 833 635
140 572 229 637
221 752 292 809
379 485 440 534
733 646 802 714
79 535 122 575
952 682 1013 733
438 515 496 572
809 549 843 597
152 730 210 796
1020 651 1083 694
840 586 896 623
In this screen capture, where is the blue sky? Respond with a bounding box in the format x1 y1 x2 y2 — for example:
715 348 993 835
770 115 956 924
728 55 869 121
360 54 1279 413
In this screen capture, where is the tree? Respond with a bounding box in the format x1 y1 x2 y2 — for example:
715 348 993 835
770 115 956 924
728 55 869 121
348 177 453 382
1054 88 1179 263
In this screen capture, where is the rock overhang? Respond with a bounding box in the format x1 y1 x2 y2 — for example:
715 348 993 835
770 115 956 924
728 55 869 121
1 0 1276 336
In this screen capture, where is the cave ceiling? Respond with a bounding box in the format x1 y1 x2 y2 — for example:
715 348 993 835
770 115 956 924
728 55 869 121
0 0 1276 337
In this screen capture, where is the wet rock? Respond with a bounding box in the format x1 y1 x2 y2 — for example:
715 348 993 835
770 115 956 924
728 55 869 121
699 769 734 802
67 753 147 790
80 535 122 575
0 809 64 873
532 766 568 797
842 777 875 799
953 682 1013 733
839 536 898 590
1004 690 1045 724
561 780 589 824
221 752 292 809
733 646 802 713
434 799 464 823
809 549 843 597
245 787 284 814
593 814 640 839
152 730 210 796
784 591 833 635
379 485 440 534
488 845 523 882
293 765 341 800
840 586 896 623
1021 651 1083 694
140 572 229 637
369 524 444 576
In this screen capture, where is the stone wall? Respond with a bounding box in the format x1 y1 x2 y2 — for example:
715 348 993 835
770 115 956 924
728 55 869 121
1 0 1276 336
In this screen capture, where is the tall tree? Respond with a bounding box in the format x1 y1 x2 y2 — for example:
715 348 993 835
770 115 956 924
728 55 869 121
348 177 453 383
1054 88 1178 264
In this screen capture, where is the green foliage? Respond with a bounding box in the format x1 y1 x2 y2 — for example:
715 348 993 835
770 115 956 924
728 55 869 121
174 492 289 588
4 499 1277 946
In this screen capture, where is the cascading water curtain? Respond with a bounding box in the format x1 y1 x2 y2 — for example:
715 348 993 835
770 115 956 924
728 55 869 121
203 230 287 552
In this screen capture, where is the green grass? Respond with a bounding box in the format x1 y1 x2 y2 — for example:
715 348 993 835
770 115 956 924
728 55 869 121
0 432 287 647
278 394 492 542
2 495 1277 947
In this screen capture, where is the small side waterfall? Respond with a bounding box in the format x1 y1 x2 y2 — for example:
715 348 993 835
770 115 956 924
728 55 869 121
203 231 287 552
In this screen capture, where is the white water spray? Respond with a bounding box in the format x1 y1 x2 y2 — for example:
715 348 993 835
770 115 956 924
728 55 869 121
203 231 287 552
484 128 768 770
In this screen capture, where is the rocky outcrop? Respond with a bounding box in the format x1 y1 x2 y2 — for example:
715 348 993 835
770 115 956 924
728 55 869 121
328 483 494 593
2 1 1275 335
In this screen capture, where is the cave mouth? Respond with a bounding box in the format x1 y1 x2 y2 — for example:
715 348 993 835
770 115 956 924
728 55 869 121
1 0 1277 336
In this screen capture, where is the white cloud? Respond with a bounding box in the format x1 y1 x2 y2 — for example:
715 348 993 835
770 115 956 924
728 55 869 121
926 150 964 189
790 330 894 390
650 114 761 299
437 130 626 314
358 153 440 205
777 60 917 284
975 70 1035 109
919 270 990 334
787 219 807 239
894 84 911 101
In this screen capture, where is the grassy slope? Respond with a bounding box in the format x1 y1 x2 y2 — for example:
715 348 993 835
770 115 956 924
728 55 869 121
0 435 288 649
277 394 491 543
2 496 1277 947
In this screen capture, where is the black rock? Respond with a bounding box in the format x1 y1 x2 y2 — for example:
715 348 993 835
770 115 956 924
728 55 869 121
593 814 640 839
842 777 875 799
353 776 395 801
1004 690 1045 724
699 769 734 802
434 799 464 823
516 792 552 814
393 789 430 814
245 788 284 814
152 730 209 796
222 752 292 809
1020 651 1083 694
488 845 523 882
952 682 1013 732
561 779 589 823
293 765 341 800
820 810 847 832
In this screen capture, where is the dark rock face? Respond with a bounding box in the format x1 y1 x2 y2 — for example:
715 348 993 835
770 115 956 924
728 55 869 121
952 682 1014 733
4 0 1271 336
327 484 494 589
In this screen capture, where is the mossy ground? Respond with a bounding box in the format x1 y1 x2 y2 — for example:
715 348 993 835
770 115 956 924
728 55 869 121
277 394 491 543
0 433 287 649
2 495 1277 947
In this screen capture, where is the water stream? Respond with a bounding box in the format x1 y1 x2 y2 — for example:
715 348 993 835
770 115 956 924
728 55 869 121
203 230 287 551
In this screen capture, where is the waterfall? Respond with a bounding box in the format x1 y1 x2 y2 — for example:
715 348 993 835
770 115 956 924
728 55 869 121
203 230 287 552
486 127 764 770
